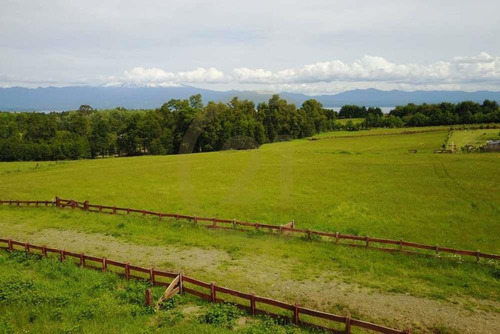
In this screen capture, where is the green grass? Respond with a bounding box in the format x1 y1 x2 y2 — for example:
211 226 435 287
311 125 450 138
1 126 499 332
0 128 498 252
0 250 313 334
1 207 498 304
450 128 500 149
334 118 365 125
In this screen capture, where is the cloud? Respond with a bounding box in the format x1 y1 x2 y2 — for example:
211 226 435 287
121 66 227 84
233 54 500 85
453 52 495 64
110 53 500 92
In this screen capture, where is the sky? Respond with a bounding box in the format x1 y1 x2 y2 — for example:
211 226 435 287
1 0 500 94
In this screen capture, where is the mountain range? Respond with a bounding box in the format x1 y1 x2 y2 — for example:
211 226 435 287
1 85 500 111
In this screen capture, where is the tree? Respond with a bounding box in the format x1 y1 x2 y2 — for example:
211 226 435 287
89 114 111 158
339 105 367 118
78 105 94 114
482 99 499 113
407 112 430 127
189 94 203 110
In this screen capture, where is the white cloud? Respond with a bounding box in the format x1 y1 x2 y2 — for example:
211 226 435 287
453 52 495 64
115 53 500 92
232 68 273 83
120 66 227 84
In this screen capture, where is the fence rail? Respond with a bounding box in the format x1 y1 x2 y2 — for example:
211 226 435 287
0 197 498 262
0 238 409 334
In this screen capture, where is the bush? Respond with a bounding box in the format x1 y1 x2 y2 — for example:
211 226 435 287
199 303 243 328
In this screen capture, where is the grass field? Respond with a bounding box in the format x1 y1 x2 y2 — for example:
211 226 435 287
0 250 311 334
1 127 499 332
334 118 365 125
450 128 500 149
311 125 450 138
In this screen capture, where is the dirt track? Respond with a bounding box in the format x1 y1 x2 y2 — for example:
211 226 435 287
2 225 499 333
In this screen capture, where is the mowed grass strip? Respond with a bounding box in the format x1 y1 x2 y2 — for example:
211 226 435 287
0 128 498 253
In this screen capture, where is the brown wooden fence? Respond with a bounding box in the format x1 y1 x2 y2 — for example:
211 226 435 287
0 197 498 262
0 238 409 334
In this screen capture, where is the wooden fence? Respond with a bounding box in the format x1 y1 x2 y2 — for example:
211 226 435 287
0 238 409 334
0 197 498 262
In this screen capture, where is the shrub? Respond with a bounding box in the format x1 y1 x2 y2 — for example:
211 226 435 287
199 303 243 328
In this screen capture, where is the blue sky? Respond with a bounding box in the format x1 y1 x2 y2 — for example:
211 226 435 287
1 0 499 94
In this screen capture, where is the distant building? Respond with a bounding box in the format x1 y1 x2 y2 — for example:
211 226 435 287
485 140 500 152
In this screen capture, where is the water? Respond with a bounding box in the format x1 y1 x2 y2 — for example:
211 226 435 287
326 107 395 114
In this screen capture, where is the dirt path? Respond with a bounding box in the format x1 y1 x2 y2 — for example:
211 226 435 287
2 226 499 333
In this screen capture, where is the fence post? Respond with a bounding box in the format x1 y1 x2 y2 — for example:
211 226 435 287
125 263 130 280
42 245 47 257
210 283 216 302
84 201 89 211
80 253 85 267
60 250 65 262
145 288 152 307
150 268 155 284
366 236 370 248
179 272 184 294
25 242 30 254
345 315 351 334
35 200 39 207
476 250 480 263
102 258 107 272
251 293 256 316
307 230 311 240
291 220 295 228
99 205 102 212
56 196 60 207
279 225 283 234
435 245 439 256
335 232 339 244
127 208 130 215
113 206 117 214
294 303 299 325
7 239 13 251
71 200 76 209
142 210 146 217
213 218 217 228
399 239 403 252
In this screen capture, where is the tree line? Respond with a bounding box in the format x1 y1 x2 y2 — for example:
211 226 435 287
1 95 499 161
362 100 500 129
0 95 338 161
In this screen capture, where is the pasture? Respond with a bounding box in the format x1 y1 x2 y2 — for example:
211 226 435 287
0 250 305 334
450 128 500 149
1 127 499 332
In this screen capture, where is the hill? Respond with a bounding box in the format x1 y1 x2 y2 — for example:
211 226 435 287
1 85 500 111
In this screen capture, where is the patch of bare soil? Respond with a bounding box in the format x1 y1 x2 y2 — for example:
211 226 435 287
2 227 499 333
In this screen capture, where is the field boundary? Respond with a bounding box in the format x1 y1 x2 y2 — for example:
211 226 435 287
0 238 409 334
1 197 498 262
310 124 499 141
309 128 446 141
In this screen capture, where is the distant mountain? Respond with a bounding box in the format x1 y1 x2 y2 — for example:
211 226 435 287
1 85 499 111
